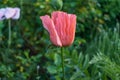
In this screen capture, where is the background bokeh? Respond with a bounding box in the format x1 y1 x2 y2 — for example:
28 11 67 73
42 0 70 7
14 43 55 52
0 0 120 80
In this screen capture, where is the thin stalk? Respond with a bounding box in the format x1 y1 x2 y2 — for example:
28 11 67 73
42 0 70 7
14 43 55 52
8 19 11 48
61 47 65 80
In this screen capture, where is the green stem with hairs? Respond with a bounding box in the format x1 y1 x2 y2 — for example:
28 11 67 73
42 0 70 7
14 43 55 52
8 19 11 48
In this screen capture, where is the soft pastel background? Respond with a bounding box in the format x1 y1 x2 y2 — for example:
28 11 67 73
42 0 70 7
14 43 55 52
0 0 120 80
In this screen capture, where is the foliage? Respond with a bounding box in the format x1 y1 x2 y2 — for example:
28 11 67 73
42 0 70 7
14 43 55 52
0 0 120 80
87 22 120 80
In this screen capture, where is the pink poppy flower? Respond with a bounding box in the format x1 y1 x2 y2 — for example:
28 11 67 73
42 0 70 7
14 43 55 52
40 11 76 47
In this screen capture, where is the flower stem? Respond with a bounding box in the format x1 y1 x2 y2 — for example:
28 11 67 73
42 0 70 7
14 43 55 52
8 19 11 48
61 47 65 80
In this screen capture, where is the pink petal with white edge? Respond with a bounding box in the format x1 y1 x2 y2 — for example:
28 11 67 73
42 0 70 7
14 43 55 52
40 15 62 47
12 8 20 19
4 7 16 19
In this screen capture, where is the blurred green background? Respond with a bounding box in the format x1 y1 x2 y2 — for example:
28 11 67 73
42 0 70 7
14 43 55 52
0 0 120 80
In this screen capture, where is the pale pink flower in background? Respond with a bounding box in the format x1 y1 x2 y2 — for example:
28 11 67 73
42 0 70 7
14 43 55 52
5 7 20 19
40 11 76 47
12 8 20 19
0 7 20 20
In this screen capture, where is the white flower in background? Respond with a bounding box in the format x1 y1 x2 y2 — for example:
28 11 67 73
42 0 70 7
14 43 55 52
0 7 20 20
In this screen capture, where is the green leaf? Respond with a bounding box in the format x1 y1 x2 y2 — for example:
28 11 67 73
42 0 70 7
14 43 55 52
54 53 61 66
47 65 57 74
70 71 82 80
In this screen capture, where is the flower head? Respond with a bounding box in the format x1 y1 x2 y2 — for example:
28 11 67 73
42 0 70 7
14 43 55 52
40 11 76 47
0 7 20 20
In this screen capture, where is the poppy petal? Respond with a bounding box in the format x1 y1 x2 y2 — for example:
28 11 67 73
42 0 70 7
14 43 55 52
12 8 20 19
5 7 16 19
52 11 76 46
40 15 62 46
67 14 76 45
